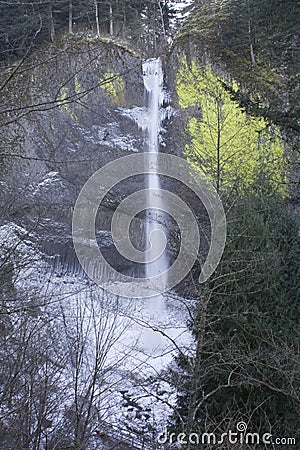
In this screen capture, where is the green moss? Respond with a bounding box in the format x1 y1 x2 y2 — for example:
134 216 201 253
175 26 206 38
57 86 78 121
100 71 125 105
176 58 286 192
74 75 81 95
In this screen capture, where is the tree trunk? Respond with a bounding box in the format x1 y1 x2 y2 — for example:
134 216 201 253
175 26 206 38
216 99 222 192
249 20 256 66
94 0 100 36
152 3 157 53
49 4 55 42
109 3 114 36
69 0 73 34
122 1 126 37
247 0 256 66
158 0 167 43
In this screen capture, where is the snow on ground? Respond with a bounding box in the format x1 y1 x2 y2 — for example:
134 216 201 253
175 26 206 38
1 223 193 447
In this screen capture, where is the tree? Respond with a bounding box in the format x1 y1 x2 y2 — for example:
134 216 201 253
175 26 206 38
50 289 134 449
222 0 300 68
168 180 300 448
176 59 285 192
0 223 140 449
172 49 299 446
0 225 68 450
138 0 173 54
175 0 300 135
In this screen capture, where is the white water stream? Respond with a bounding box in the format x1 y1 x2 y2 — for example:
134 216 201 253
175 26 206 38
115 58 190 354
143 58 169 285
140 58 170 347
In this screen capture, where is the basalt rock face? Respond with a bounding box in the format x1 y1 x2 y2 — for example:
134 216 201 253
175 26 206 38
1 39 148 275
0 40 205 297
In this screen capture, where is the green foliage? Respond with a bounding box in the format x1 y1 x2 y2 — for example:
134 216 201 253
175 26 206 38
169 180 300 443
174 0 300 138
172 2 300 443
177 0 300 71
220 81 300 133
176 59 286 192
221 0 300 67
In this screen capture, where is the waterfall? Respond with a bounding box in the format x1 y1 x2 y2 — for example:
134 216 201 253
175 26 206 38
142 58 169 299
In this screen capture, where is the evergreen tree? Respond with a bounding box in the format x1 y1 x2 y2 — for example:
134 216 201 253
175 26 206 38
168 181 300 447
0 0 176 61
